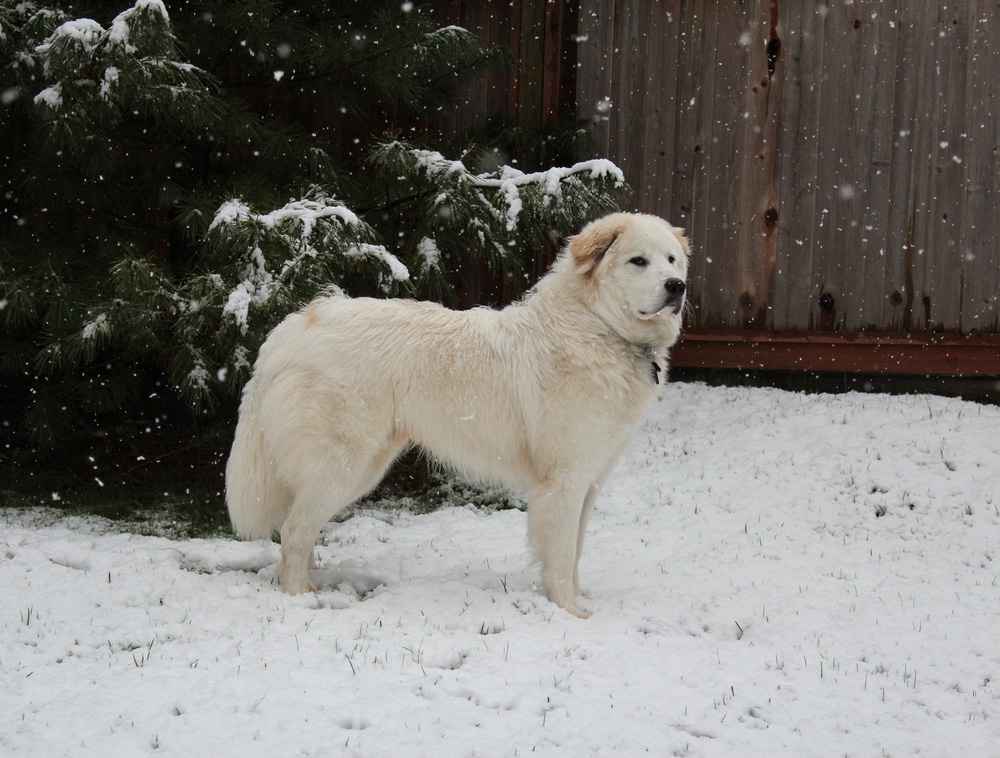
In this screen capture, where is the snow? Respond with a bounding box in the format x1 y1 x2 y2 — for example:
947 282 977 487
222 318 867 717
98 67 119 100
345 243 411 283
428 26 473 41
109 0 170 53
208 198 252 231
32 84 62 110
222 247 274 334
416 237 441 270
478 160 626 216
40 18 103 54
108 9 136 53
81 313 109 342
210 197 365 246
498 167 524 230
248 199 360 237
184 359 211 397
410 147 625 197
3 382 999 756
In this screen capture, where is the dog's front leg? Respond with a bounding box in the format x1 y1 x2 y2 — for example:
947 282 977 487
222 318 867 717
574 483 602 598
528 480 589 618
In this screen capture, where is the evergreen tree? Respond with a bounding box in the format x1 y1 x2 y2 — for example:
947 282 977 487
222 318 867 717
0 0 626 459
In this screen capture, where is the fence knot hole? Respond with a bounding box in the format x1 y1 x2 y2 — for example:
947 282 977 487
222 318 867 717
764 207 779 230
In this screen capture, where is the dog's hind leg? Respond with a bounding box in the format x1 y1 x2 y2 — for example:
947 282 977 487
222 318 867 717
278 484 339 594
528 479 590 618
278 439 405 594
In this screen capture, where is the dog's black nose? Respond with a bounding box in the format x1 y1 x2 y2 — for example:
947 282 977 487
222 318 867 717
664 278 686 298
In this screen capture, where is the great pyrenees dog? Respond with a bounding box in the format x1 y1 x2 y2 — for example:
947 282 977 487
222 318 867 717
226 212 689 617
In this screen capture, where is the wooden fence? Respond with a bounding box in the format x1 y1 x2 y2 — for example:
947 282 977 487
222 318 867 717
454 0 1000 374
574 0 1000 373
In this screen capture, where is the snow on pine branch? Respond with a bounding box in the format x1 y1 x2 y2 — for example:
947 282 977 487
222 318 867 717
209 197 362 237
35 0 170 67
391 142 626 231
108 0 170 55
409 147 624 194
209 194 408 334
345 243 411 283
35 18 103 63
221 247 275 335
32 0 201 115
35 0 169 67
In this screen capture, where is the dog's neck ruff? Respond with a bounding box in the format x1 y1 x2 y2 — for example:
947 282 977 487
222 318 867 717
627 341 662 385
589 308 666 386
538 272 667 385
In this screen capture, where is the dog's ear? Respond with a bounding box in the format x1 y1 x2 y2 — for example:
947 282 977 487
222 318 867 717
671 227 691 256
568 215 632 276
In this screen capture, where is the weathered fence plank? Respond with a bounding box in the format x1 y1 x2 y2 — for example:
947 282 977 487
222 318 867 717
812 0 883 331
859 0 900 332
961 0 1000 332
772 1 821 332
576 0 617 155
671 0 707 314
609 2 650 189
883 1 928 331
637 6 679 212
733 0 784 330
923 2 969 332
701 1 744 329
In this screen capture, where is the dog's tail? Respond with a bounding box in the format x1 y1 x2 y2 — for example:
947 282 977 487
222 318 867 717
225 380 289 540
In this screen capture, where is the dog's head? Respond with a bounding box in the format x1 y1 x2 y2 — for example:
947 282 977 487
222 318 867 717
568 213 689 342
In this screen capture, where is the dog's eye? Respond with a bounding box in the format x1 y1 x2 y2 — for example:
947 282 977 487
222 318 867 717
668 255 676 264
628 256 648 267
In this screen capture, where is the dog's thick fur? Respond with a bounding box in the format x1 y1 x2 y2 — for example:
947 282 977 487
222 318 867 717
226 212 689 617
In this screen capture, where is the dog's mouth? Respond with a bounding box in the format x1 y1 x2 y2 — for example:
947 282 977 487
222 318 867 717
639 298 684 318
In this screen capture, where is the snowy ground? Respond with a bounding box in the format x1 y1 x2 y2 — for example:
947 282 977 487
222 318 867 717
3 382 999 757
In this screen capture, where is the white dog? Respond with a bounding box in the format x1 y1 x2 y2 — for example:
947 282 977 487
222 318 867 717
226 212 689 617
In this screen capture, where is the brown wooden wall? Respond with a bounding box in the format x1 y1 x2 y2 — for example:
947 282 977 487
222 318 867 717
443 0 579 135
576 0 1000 337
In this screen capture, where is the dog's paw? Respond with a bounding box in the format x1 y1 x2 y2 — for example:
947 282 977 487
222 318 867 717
565 604 591 619
281 578 317 595
546 579 590 618
277 561 317 594
553 593 591 619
